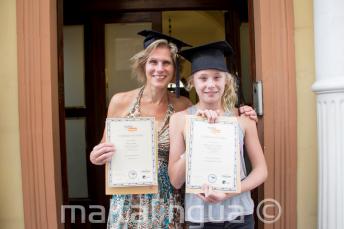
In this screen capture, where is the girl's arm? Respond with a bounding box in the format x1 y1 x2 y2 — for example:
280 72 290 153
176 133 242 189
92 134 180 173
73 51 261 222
240 116 268 192
198 116 267 204
168 112 187 189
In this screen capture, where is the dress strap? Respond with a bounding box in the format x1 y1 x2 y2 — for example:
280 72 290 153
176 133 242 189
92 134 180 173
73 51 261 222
187 105 197 115
127 86 174 120
127 86 145 118
224 110 235 117
157 93 174 133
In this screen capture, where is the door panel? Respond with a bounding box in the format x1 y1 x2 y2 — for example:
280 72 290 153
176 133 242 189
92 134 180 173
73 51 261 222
63 25 89 200
105 22 151 104
63 25 86 107
65 118 88 198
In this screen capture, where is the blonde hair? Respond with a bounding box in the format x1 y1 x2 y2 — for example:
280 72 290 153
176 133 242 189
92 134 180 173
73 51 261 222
187 71 237 112
130 39 178 83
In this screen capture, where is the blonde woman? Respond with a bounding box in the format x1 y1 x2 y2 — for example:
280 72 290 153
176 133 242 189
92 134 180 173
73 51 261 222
90 31 191 228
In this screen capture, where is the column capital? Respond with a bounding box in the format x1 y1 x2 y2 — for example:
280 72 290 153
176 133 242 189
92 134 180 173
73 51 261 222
312 77 344 94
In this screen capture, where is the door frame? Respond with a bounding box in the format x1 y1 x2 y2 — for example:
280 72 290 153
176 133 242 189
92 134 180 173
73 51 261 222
16 0 297 228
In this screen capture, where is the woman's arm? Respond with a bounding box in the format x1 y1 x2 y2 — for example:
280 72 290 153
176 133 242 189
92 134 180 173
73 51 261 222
239 105 258 122
168 112 187 189
89 92 131 165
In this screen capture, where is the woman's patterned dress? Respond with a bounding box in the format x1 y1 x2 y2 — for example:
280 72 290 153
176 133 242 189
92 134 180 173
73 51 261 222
107 87 184 228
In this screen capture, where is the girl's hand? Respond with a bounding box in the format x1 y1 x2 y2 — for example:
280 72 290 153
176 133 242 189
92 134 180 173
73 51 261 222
90 143 115 165
196 184 239 204
239 106 258 122
195 109 220 123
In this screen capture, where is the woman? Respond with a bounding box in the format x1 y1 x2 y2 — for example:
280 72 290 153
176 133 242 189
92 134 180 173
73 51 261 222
90 31 257 228
90 30 192 228
168 41 267 228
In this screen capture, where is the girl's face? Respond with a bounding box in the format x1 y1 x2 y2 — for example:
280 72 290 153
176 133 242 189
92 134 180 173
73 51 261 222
192 69 226 105
145 46 175 89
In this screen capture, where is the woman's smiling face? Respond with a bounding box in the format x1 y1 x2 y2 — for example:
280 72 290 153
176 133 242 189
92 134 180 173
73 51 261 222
145 46 175 89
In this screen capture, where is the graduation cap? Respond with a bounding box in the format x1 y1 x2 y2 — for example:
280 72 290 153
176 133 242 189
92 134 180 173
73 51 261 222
178 41 233 74
138 30 192 97
138 30 191 50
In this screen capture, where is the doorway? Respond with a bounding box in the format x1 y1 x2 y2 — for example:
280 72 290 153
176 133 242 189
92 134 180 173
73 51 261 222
61 1 256 229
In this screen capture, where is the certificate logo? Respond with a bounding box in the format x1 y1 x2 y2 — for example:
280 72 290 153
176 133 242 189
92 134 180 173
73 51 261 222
128 170 137 179
125 125 138 132
208 174 217 183
208 127 221 135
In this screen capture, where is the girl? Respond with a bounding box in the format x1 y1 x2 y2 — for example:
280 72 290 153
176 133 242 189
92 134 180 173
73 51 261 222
168 41 267 228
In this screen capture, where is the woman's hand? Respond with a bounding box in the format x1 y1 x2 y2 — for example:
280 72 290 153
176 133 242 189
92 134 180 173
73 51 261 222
89 143 115 165
195 109 219 123
196 184 239 204
239 106 258 122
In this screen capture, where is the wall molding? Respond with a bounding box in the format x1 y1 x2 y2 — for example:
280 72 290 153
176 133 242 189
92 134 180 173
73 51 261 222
16 0 63 228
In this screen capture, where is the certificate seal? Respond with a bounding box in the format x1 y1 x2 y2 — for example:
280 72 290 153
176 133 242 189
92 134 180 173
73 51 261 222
208 174 217 183
128 170 137 179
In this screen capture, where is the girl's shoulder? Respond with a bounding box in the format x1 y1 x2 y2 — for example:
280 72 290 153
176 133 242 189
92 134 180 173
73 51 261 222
237 114 256 131
169 109 189 133
171 108 189 120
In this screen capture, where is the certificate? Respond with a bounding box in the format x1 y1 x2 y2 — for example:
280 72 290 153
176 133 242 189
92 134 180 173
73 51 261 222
185 115 241 193
105 117 158 191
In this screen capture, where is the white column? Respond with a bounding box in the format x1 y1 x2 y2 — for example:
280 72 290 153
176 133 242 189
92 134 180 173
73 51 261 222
312 0 344 229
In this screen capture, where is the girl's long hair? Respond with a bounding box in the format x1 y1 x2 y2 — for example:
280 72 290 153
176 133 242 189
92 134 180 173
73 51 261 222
222 72 237 112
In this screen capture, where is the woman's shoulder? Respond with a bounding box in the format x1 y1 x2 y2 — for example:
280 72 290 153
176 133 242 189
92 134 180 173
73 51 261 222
110 88 139 104
107 88 141 116
168 92 193 112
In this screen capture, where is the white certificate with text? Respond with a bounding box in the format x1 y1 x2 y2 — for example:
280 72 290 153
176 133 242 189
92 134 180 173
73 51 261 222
185 116 241 193
106 117 158 187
